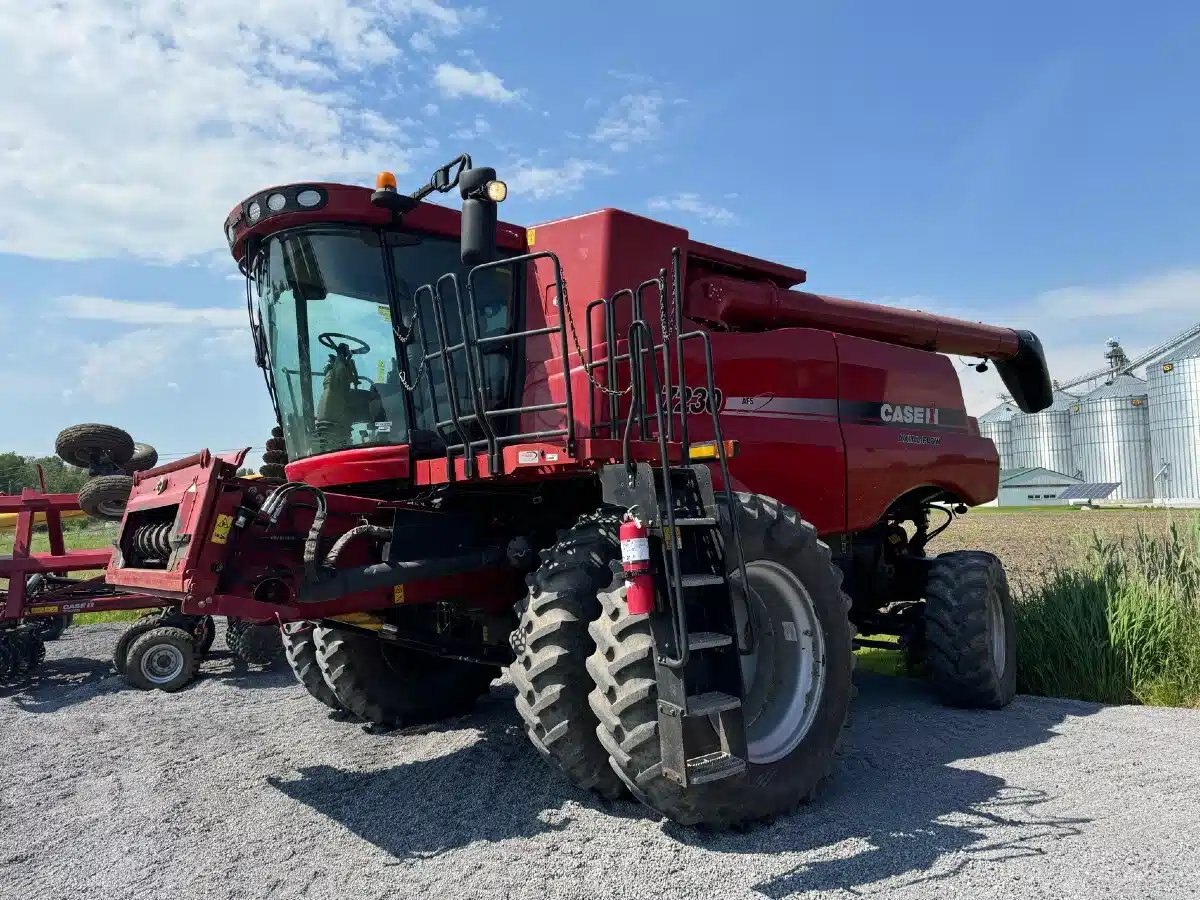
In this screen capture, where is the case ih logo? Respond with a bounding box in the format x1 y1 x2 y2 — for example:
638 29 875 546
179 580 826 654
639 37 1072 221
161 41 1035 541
879 403 941 426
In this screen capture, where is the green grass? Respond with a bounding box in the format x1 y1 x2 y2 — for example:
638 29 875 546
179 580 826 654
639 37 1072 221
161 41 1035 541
74 609 151 625
1015 520 1200 707
854 634 911 678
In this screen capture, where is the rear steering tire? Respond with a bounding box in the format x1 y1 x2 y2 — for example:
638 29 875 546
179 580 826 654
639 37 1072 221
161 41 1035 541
924 551 1016 709
586 493 854 827
507 511 626 799
314 625 497 728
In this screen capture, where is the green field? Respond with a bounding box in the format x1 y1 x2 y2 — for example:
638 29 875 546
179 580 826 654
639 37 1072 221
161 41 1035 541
860 509 1200 707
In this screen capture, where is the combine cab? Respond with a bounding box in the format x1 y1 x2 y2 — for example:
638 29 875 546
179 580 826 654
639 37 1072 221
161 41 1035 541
105 155 1051 826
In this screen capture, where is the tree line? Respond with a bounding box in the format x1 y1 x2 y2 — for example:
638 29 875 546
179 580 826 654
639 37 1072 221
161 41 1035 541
0 452 91 495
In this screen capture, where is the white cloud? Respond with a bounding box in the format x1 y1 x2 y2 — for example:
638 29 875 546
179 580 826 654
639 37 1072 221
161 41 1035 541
591 93 663 151
648 193 737 226
507 159 612 200
54 296 245 329
410 32 435 52
423 102 441 116
434 63 518 102
0 0 484 264
913 268 1200 416
76 329 187 403
1035 268 1200 320
452 116 491 140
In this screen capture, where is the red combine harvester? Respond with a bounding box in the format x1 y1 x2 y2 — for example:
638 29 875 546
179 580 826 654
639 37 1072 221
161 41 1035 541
104 156 1052 826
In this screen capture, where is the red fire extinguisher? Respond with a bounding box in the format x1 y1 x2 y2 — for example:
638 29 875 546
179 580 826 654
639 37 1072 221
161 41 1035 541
620 513 654 615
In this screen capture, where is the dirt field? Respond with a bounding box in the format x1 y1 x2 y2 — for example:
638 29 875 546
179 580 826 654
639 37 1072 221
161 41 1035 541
931 507 1197 590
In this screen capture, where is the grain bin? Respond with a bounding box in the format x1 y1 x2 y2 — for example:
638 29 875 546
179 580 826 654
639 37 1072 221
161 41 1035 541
1069 374 1154 501
1148 353 1200 503
978 402 1018 469
1010 389 1076 475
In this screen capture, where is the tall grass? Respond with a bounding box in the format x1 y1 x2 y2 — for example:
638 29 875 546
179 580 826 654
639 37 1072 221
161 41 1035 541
1016 519 1200 707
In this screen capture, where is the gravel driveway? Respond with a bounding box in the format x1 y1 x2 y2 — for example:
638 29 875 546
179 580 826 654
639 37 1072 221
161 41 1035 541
2 623 1198 900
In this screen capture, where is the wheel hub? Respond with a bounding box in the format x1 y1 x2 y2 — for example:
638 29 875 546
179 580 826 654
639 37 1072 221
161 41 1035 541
986 585 1007 675
141 644 185 684
733 560 827 765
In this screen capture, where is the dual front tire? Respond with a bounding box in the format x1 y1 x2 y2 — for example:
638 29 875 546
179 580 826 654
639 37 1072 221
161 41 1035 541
509 495 856 827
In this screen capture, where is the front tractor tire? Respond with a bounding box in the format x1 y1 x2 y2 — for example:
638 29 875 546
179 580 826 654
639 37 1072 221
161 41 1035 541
587 494 855 827
507 511 626 800
924 551 1016 709
314 625 496 728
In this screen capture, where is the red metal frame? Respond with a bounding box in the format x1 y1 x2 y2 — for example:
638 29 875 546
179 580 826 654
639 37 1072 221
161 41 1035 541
0 489 156 621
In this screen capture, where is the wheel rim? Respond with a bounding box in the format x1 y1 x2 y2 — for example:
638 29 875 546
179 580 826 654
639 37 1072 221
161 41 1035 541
986 586 1006 675
140 644 185 684
97 498 127 518
733 560 827 765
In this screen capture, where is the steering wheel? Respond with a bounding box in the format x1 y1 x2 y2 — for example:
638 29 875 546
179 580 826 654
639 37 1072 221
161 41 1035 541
318 332 371 355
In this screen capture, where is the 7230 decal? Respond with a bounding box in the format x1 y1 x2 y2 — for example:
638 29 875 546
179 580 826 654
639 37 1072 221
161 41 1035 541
662 386 725 415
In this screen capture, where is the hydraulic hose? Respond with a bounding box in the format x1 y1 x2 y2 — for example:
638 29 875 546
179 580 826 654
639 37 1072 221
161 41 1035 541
322 524 392 569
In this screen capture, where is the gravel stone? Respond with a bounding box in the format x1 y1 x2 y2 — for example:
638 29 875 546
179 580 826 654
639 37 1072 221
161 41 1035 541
1 622 1197 900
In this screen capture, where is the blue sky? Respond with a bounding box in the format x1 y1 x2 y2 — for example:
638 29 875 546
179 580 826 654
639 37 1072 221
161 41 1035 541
2 0 1198 457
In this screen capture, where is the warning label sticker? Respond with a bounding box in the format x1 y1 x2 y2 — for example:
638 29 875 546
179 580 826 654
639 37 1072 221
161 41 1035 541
210 513 233 545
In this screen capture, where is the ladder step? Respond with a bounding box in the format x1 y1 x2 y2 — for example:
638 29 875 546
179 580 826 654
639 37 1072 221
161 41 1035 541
686 751 747 785
687 631 733 651
686 691 742 717
680 573 725 588
672 517 718 527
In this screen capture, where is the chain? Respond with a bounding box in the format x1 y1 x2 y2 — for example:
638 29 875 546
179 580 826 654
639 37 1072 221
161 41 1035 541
392 321 427 394
558 277 633 398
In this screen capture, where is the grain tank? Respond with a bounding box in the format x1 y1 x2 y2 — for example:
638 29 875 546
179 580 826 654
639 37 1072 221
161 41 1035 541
1010 388 1076 475
978 402 1018 469
1148 352 1200 503
1069 374 1154 501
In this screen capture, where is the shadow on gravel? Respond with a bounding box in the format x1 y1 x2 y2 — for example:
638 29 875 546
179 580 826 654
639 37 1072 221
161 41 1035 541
271 674 1100 894
674 674 1100 897
3 646 290 713
269 687 654 858
0 655 123 711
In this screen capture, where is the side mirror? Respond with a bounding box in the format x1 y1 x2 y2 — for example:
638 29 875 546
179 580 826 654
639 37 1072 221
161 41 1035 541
459 167 501 267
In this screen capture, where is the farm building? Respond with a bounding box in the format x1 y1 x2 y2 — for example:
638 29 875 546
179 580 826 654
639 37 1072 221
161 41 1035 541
977 323 1200 507
995 467 1083 507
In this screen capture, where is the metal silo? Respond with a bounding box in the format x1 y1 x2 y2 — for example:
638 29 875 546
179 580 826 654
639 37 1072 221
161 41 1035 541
1069 374 1154 501
978 402 1018 469
1010 389 1077 475
1148 353 1200 503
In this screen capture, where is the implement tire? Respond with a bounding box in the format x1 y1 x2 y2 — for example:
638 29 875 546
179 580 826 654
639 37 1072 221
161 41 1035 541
282 622 347 714
113 616 165 675
587 493 854 827
55 423 134 469
314 625 496 728
508 511 626 799
924 551 1016 709
228 621 285 667
35 614 73 642
123 626 200 692
78 475 134 521
124 442 159 473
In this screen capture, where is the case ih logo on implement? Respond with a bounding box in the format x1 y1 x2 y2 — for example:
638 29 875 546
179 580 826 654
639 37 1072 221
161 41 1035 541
879 403 940 426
